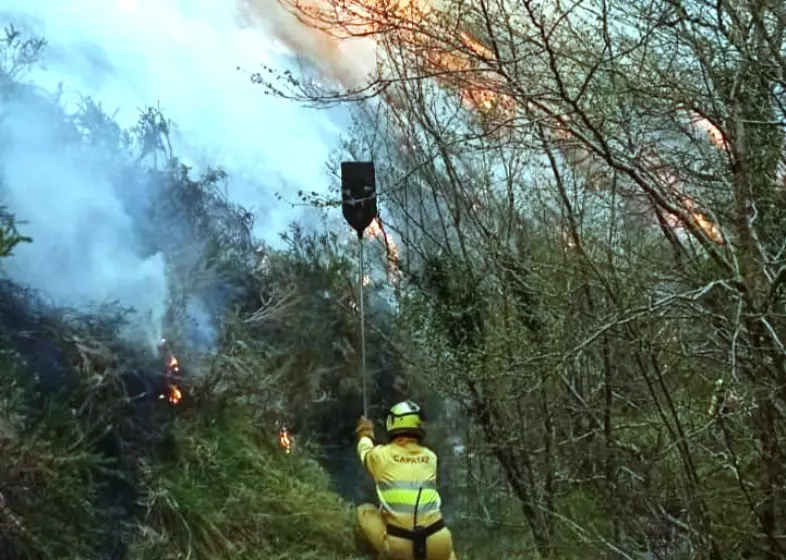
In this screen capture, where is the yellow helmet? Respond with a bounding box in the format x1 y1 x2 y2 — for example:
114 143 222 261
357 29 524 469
386 400 424 439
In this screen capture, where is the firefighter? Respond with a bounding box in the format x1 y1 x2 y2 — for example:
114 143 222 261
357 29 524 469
354 400 458 560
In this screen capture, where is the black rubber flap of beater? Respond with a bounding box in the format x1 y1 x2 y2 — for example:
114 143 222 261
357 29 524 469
341 161 377 237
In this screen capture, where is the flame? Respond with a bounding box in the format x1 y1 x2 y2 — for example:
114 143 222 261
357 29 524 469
671 191 724 243
167 384 183 405
158 379 183 405
291 0 723 244
158 341 184 405
365 217 401 283
422 31 723 242
278 425 293 453
366 217 383 237
294 0 430 37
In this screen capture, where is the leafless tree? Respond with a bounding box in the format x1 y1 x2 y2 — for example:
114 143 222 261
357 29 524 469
266 0 786 557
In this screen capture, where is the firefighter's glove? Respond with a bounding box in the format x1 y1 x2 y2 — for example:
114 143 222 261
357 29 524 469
356 417 375 441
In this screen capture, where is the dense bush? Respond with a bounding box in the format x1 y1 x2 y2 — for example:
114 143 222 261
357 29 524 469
0 27 366 560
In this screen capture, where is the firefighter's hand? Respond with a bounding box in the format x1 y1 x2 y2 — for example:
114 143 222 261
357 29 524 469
356 416 375 441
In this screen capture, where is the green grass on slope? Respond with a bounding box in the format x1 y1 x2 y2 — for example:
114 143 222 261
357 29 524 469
130 405 365 560
0 356 107 560
1 349 368 560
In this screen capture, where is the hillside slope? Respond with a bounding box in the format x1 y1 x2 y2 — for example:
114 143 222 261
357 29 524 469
0 278 366 560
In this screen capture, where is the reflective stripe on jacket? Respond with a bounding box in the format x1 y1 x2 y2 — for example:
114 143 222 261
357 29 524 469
357 435 443 528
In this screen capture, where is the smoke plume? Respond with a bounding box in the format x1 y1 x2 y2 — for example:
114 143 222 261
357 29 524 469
243 0 377 89
0 0 360 348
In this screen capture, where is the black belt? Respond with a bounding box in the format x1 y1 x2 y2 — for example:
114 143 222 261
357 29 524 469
386 519 446 560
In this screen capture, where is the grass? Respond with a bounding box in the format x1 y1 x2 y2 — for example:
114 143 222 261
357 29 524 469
0 311 367 560
130 406 362 560
0 352 107 559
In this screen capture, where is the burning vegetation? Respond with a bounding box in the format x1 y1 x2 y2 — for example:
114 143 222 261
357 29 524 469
278 424 294 453
0 273 357 559
365 216 401 284
0 26 363 558
258 2 786 557
276 0 727 247
157 339 184 405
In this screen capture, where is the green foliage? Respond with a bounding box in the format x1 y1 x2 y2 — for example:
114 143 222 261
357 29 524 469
0 27 371 560
131 407 358 560
0 311 365 560
0 25 46 84
0 207 31 257
0 352 107 559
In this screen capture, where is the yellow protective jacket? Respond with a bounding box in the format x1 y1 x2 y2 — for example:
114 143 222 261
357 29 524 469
357 435 443 529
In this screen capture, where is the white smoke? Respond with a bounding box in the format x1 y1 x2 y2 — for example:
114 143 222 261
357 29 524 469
243 0 377 90
0 0 371 347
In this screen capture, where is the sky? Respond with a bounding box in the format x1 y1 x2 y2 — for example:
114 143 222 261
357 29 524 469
0 0 373 347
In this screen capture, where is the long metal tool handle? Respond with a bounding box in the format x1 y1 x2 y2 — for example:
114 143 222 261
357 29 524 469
358 231 368 417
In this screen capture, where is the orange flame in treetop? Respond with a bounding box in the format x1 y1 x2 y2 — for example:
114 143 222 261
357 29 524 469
294 0 724 245
283 0 724 246
424 28 725 244
365 217 401 284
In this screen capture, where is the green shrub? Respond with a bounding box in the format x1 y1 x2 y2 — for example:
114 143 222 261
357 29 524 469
130 406 361 559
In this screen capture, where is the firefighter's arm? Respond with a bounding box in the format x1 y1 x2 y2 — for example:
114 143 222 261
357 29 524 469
355 417 379 471
357 436 375 465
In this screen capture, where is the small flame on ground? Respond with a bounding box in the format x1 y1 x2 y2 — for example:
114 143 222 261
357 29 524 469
165 384 183 405
158 340 184 405
279 425 293 454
